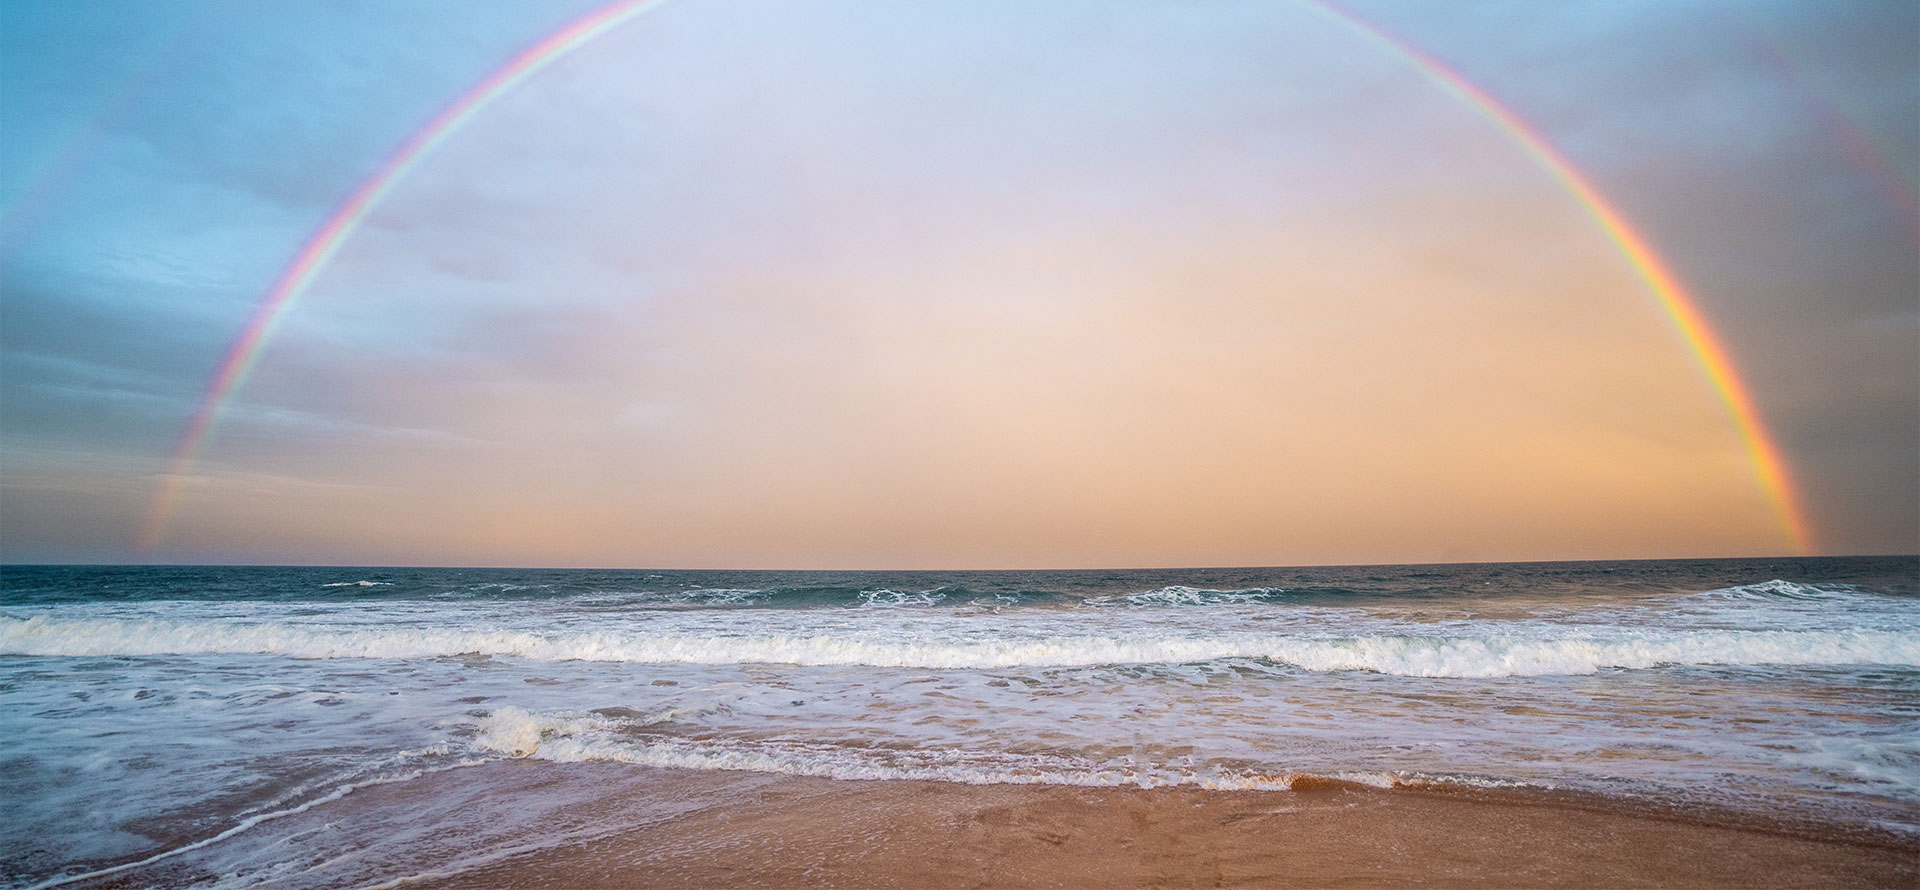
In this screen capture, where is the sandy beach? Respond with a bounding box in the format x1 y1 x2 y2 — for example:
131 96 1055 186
80 759 1912 890
396 767 1916 890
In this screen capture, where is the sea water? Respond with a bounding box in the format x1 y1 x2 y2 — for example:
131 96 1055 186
3 557 1916 886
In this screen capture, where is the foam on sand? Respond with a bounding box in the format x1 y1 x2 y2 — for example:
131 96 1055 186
469 705 1470 792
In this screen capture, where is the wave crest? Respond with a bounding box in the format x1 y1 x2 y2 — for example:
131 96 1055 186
4 615 1914 678
1090 586 1286 607
1698 580 1866 601
857 588 948 608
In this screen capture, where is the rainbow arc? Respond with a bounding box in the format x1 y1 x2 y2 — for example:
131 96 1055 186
139 0 671 551
1300 2 1811 554
140 0 1815 555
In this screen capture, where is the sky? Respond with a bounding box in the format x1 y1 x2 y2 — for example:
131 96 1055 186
0 0 1914 569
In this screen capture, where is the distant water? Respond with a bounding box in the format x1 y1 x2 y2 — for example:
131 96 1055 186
4 557 1917 887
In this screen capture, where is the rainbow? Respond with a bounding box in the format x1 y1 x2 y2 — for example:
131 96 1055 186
141 0 1815 555
0 8 215 260
1303 2 1814 554
138 0 672 552
1718 8 1919 241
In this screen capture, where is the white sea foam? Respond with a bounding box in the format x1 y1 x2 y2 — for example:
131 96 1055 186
1091 586 1286 606
5 614 1914 677
471 705 1440 792
1694 580 1867 601
24 761 482 890
320 581 391 588
857 588 948 607
677 587 767 605
1655 580 1916 633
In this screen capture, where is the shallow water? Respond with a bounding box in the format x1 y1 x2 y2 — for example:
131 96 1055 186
3 557 1916 887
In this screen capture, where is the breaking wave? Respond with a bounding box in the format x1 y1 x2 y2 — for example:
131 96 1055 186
1089 586 1287 606
3 615 1913 678
470 706 1516 792
670 588 768 606
857 588 949 607
1693 580 1872 602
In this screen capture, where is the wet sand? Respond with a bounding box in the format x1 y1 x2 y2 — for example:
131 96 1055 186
408 766 1919 889
62 761 1920 889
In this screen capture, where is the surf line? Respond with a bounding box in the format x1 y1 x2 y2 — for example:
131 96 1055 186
1302 1 1814 555
143 0 1814 555
137 0 672 553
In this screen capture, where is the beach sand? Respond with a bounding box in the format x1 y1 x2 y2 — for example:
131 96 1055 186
73 760 1919 889
394 764 1918 889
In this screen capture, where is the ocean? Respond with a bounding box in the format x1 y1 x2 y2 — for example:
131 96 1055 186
3 556 1916 887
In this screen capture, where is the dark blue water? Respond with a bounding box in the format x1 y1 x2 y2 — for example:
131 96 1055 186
5 554 1912 606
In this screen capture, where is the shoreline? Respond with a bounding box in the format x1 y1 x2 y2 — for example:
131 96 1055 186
414 766 1920 889
68 760 1916 889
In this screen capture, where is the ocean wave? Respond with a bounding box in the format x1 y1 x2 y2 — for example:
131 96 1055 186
470 706 1454 792
1693 580 1869 601
674 588 768 606
319 581 391 588
857 588 949 608
1088 586 1286 607
570 587 946 609
4 615 1914 677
